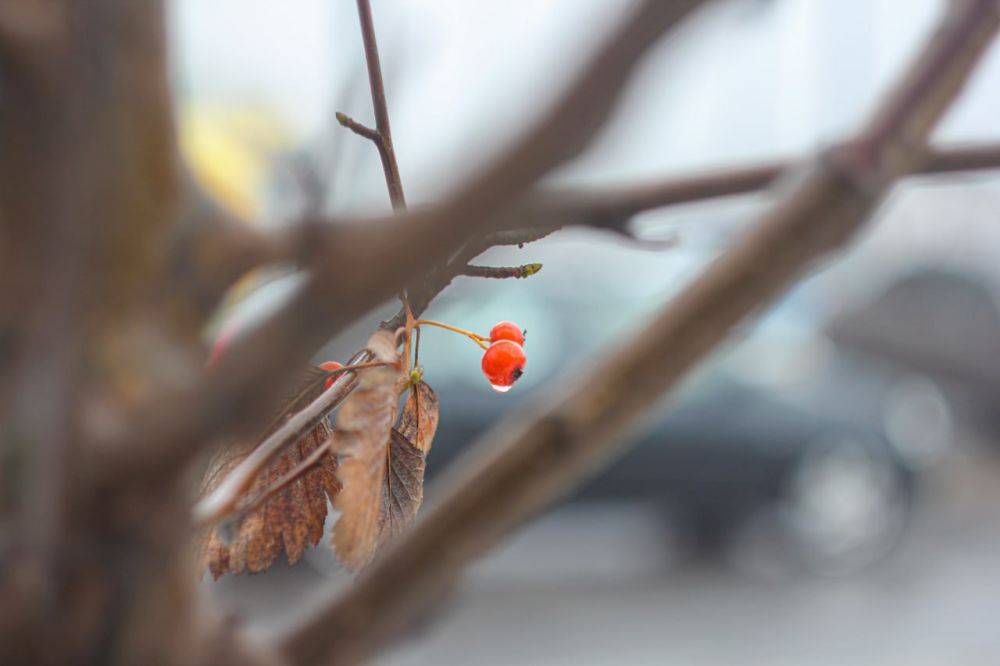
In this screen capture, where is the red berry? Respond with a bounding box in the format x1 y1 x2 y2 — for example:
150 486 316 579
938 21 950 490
490 320 525 346
481 340 526 392
320 361 344 389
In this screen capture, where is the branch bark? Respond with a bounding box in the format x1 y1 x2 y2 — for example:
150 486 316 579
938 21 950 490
0 2 250 663
275 2 1000 663
166 136 1000 338
97 0 708 486
381 139 1000 330
516 141 1000 231
169 173 282 318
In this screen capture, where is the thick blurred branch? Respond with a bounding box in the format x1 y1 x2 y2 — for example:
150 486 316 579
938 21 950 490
275 2 1000 664
171 137 1000 327
177 136 1000 319
922 141 1000 172
98 0 708 486
0 2 250 663
375 139 1000 330
515 141 1000 231
187 140 1000 504
169 175 281 317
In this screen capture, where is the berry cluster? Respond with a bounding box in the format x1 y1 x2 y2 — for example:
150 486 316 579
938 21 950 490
481 321 526 393
302 320 528 396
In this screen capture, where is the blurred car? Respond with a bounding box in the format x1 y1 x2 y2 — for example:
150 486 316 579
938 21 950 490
429 367 917 575
827 267 1000 439
407 242 950 576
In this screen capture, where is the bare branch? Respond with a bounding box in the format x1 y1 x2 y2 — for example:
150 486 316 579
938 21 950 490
170 137 1000 326
367 138 1000 334
275 2 1000 663
350 0 406 210
519 140 1000 230
97 0 708 484
193 0 419 524
381 226 560 331
921 140 1000 174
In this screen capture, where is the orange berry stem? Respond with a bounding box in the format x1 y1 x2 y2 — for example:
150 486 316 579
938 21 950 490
414 319 490 350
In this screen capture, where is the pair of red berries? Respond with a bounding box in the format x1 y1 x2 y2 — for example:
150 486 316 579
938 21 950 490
481 321 526 392
318 320 526 394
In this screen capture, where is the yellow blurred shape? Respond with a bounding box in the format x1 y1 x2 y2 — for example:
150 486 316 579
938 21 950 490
179 102 292 221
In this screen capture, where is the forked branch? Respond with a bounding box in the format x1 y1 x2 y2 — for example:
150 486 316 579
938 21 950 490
275 2 1000 664
99 0 709 486
173 137 1000 318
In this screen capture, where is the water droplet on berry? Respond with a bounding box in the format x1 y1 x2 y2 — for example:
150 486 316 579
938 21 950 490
490 383 513 393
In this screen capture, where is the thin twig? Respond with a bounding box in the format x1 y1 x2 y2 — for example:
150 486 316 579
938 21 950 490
192 350 369 527
352 0 406 210
222 436 336 528
461 263 543 279
275 2 1000 663
175 138 1000 320
381 227 560 331
347 0 416 321
335 112 380 143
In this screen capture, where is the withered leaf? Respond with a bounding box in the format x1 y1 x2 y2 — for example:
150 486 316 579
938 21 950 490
378 381 440 545
334 378 440 570
198 366 341 579
331 330 404 570
378 429 425 545
397 380 440 455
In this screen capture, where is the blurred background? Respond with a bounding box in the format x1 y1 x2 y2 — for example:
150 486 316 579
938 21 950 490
173 1 1000 664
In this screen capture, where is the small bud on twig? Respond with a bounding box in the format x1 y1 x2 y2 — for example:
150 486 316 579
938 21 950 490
461 263 543 279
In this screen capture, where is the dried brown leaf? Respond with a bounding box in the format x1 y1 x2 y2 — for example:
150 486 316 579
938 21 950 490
199 333 433 576
378 428 426 545
334 379 439 570
398 380 440 455
198 366 342 578
331 330 403 570
379 381 439 544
